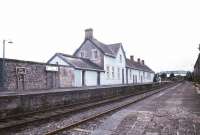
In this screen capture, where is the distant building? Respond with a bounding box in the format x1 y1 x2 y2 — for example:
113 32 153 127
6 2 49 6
49 28 154 86
159 71 188 77
194 54 200 81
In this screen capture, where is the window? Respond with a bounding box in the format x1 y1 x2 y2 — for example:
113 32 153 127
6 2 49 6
135 75 137 83
119 55 122 63
130 70 132 79
147 73 151 79
112 66 115 79
118 68 120 79
106 66 110 79
92 49 98 60
143 72 145 80
80 51 85 57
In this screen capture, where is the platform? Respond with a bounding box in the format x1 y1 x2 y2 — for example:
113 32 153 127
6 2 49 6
91 81 200 135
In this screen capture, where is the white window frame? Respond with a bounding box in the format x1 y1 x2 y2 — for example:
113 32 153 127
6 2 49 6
118 67 120 80
130 69 132 79
112 66 115 79
106 66 110 79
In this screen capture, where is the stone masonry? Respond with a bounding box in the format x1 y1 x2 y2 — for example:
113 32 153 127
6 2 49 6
0 58 75 91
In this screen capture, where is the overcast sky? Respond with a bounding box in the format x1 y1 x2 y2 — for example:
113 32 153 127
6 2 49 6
0 0 199 72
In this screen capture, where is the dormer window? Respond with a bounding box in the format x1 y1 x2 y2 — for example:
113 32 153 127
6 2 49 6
92 49 98 60
120 55 122 63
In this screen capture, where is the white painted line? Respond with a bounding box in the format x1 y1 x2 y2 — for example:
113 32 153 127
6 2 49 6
73 128 92 133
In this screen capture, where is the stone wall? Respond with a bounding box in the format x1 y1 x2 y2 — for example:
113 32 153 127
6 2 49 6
0 58 75 91
0 82 172 119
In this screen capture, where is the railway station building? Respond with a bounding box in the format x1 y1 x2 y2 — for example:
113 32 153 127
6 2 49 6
48 28 154 86
0 29 154 91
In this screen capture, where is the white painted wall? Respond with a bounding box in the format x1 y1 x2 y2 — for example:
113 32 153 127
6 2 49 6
48 52 154 87
49 56 69 66
74 69 82 87
127 68 140 84
127 68 154 84
85 71 97 86
101 46 126 85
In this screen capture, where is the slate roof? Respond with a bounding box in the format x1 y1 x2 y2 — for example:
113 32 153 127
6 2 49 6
126 59 154 73
55 53 104 71
90 38 122 57
74 38 123 58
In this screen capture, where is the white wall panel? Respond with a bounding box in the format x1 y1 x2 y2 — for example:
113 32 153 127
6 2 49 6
85 71 97 86
49 56 69 66
75 70 82 87
102 46 126 85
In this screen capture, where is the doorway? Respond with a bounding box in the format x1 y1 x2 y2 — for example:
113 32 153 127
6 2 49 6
17 74 25 90
122 69 124 84
97 72 100 86
82 70 85 86
47 72 56 89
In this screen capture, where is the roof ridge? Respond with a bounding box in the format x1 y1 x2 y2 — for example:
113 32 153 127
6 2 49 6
58 52 91 61
126 58 154 73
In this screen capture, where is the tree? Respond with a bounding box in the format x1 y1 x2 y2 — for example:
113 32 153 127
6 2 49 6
160 73 167 80
169 73 175 78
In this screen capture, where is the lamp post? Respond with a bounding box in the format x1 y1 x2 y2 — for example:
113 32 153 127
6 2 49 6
2 40 13 90
198 44 200 51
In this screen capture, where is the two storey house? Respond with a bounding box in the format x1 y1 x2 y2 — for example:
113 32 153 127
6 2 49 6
73 28 127 85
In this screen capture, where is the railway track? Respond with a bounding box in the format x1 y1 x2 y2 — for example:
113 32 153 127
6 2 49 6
0 82 178 135
44 83 179 135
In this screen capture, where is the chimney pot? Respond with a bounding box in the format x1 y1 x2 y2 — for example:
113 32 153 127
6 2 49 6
130 55 134 61
142 60 145 65
137 58 140 63
85 28 93 39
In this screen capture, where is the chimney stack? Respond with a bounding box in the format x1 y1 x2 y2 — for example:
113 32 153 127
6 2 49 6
130 55 134 61
85 28 93 39
137 58 140 63
142 60 145 65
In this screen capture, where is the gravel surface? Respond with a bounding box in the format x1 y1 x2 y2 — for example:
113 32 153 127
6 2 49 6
5 84 171 135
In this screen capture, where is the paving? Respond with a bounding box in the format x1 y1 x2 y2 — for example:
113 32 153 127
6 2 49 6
89 81 200 135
